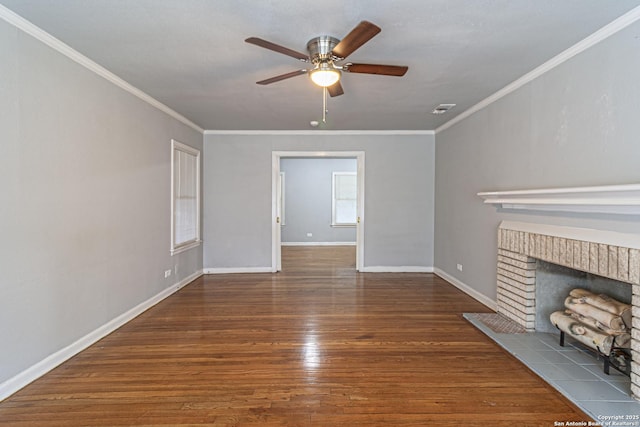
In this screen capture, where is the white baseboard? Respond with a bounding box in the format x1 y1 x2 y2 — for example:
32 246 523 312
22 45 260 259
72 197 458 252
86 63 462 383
433 268 498 311
281 242 356 246
0 270 203 402
203 267 273 274
359 266 434 273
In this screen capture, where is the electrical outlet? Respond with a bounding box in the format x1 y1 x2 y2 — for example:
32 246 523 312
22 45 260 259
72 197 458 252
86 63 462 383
456 263 463 272
164 269 172 278
306 232 313 237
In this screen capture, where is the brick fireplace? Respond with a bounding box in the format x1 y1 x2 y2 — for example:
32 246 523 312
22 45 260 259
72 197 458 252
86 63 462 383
496 221 640 398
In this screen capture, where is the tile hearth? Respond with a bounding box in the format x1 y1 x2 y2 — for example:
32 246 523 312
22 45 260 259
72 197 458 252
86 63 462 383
495 221 640 399
465 313 640 422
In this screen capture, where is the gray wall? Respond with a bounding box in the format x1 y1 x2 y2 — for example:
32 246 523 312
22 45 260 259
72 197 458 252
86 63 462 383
434 21 640 302
203 134 435 269
280 158 357 244
0 20 203 385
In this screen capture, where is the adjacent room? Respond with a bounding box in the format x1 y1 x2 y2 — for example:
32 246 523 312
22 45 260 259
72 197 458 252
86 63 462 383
1 1 640 425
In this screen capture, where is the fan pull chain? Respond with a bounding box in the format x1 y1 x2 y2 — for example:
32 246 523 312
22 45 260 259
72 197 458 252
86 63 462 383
322 86 328 123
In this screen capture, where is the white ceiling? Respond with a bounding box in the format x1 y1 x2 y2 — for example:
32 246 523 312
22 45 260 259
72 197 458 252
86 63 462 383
2 0 639 131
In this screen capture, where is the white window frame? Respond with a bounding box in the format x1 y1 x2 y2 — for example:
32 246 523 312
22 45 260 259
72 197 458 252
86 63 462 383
170 139 201 255
331 171 357 227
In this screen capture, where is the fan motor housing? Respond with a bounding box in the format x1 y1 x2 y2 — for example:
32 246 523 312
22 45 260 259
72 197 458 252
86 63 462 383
307 36 340 64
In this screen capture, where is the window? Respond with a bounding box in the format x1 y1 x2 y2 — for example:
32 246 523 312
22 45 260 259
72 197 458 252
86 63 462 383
171 139 201 255
332 172 357 226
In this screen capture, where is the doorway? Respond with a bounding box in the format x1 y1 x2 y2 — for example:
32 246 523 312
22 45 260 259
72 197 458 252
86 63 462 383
271 151 365 272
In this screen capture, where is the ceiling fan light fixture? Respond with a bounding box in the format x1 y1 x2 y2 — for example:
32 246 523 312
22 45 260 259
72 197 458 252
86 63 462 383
310 64 341 87
246 21 408 97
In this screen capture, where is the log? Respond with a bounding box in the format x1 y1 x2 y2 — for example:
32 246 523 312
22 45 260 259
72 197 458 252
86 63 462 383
566 310 630 348
566 310 628 336
564 296 626 331
550 311 613 355
569 288 631 328
614 332 632 349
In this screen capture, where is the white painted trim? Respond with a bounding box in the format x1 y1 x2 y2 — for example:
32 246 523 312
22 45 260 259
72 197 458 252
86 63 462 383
272 154 282 272
435 5 640 134
278 171 285 226
272 151 365 272
0 4 204 134
272 151 365 158
360 266 434 273
499 220 640 250
203 267 273 274
281 242 356 246
356 154 365 272
170 240 202 256
170 140 201 255
434 268 498 311
0 270 203 402
204 130 434 136
478 183 640 215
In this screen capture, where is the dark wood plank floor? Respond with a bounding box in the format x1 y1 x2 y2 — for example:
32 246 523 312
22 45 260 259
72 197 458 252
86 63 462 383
0 246 588 426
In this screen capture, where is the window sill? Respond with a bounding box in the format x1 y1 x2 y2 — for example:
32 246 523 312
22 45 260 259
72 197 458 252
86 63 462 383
171 239 202 256
331 224 357 228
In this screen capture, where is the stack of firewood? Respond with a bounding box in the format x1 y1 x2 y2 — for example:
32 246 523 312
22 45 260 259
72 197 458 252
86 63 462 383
550 288 631 356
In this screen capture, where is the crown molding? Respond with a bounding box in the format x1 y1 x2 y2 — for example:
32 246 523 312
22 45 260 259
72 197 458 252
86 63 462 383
0 4 204 135
204 130 434 136
435 5 640 134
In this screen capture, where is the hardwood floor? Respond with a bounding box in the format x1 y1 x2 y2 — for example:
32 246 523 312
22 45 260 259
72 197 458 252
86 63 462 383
0 246 588 426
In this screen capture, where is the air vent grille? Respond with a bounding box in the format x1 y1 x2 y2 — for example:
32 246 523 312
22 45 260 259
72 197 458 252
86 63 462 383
432 104 456 114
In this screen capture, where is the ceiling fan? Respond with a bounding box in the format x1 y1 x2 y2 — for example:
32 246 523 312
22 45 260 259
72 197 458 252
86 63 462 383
245 20 408 99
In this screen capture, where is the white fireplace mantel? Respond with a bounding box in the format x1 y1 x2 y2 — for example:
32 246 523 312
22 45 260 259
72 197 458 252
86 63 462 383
478 183 640 215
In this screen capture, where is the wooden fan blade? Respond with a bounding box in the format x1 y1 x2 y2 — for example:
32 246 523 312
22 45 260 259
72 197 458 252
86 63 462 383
245 37 309 61
328 81 344 97
331 21 381 59
256 69 308 85
345 63 408 76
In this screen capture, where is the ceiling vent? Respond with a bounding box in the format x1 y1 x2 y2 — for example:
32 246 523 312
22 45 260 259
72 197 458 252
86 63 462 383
432 104 456 114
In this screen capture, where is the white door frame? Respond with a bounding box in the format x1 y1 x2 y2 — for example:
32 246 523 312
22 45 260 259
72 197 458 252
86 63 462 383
271 151 365 272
